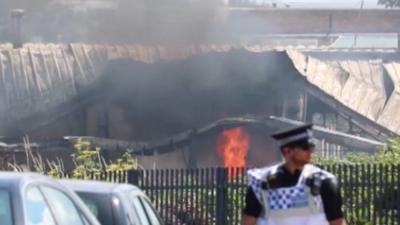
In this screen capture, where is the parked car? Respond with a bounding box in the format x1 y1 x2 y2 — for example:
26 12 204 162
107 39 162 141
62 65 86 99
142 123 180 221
0 172 101 225
61 180 163 225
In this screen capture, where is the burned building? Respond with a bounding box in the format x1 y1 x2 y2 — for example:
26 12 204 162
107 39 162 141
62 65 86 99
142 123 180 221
0 43 394 169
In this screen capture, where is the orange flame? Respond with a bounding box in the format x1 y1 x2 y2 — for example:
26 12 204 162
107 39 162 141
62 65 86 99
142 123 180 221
217 127 250 178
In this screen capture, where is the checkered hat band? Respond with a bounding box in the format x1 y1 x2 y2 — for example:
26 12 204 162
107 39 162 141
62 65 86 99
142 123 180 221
278 132 310 145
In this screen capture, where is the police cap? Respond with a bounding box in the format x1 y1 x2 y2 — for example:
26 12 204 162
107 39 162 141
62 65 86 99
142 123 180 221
271 124 316 149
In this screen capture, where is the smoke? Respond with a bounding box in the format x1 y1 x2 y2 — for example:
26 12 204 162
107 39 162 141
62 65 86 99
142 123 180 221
100 50 293 141
80 0 273 45
0 0 276 45
0 0 227 44
91 0 227 45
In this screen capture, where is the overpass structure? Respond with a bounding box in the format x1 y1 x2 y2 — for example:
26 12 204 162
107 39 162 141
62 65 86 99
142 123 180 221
225 9 400 35
1 7 399 45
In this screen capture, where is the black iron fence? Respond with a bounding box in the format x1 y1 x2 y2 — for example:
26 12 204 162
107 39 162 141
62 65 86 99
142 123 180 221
134 168 246 225
82 164 400 225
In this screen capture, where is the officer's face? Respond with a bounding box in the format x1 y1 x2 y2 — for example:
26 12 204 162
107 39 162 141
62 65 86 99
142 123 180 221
286 146 314 165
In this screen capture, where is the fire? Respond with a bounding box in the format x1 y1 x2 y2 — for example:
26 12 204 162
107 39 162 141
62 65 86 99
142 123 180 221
217 127 250 178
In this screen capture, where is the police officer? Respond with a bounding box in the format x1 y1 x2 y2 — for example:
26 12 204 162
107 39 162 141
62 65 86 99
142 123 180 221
241 124 346 225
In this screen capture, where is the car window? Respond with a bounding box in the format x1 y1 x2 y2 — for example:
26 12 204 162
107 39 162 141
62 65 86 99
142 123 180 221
0 190 12 225
40 186 85 225
81 197 99 217
130 194 150 225
140 198 163 225
26 187 56 225
77 192 113 225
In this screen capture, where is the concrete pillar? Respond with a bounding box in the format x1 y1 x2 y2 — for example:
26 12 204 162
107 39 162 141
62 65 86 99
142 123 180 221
10 9 24 48
398 33 400 50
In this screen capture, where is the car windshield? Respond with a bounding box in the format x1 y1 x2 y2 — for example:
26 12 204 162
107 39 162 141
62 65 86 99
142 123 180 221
0 189 12 225
76 192 113 225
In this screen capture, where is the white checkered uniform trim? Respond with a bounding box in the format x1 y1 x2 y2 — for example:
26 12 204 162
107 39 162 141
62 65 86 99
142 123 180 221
247 164 281 204
247 164 335 217
267 186 308 210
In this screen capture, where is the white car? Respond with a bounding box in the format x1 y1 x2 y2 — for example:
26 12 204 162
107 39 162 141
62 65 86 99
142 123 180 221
0 172 101 225
61 180 163 225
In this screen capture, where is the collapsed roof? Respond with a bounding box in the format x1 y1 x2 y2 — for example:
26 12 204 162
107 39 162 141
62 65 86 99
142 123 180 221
288 50 400 139
0 43 398 142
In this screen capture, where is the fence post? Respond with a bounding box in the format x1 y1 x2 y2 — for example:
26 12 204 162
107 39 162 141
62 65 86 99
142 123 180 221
216 167 228 225
127 169 140 186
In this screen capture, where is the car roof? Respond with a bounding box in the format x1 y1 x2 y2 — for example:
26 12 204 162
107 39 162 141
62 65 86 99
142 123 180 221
0 171 53 188
60 179 143 194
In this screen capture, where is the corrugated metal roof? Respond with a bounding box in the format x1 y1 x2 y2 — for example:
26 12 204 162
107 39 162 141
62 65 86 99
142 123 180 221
288 49 400 135
380 63 400 132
